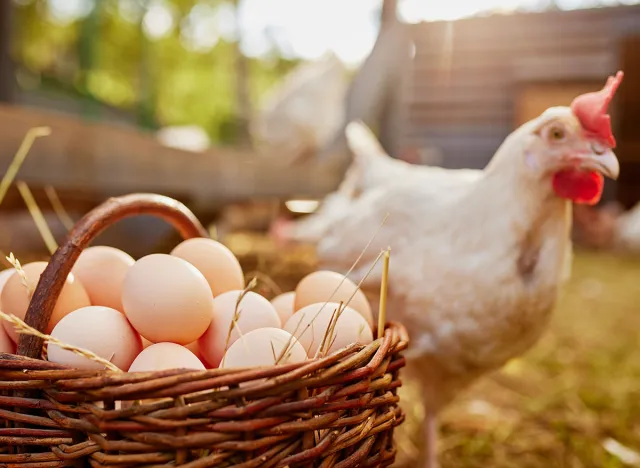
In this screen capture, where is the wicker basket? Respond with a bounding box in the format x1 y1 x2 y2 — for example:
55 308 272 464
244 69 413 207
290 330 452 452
0 193 409 468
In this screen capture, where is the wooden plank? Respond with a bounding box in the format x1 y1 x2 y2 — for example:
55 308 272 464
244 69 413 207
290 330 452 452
407 105 512 124
0 104 341 207
514 81 608 127
511 52 617 81
408 88 508 105
413 35 614 55
408 5 640 40
404 124 511 139
618 35 640 142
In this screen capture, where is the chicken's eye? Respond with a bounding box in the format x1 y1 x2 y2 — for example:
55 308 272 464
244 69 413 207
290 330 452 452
548 125 566 141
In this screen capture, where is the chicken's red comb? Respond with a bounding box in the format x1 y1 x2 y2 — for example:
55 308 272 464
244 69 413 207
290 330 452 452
570 71 623 148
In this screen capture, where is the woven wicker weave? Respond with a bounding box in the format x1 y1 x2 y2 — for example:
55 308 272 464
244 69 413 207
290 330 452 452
0 193 408 468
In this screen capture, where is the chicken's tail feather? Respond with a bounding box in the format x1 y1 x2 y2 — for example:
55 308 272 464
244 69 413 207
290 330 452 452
345 120 389 165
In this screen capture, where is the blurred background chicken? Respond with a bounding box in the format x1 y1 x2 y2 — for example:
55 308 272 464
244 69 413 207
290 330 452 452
272 72 623 468
574 199 640 253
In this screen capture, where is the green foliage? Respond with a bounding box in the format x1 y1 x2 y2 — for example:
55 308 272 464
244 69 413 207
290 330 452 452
11 0 300 143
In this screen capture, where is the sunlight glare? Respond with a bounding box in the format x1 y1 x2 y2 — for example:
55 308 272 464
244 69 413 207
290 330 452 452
238 0 379 66
143 0 175 40
180 3 220 52
46 0 94 25
118 0 144 24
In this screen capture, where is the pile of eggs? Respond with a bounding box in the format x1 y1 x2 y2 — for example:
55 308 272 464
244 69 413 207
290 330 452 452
0 238 374 374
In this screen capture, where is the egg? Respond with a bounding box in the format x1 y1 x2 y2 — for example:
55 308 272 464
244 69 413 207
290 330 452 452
72 246 135 312
171 238 244 296
0 319 14 353
221 328 307 369
128 342 205 372
295 271 373 327
0 268 14 305
270 291 296 324
283 302 373 357
47 306 142 370
1 262 91 342
140 334 202 361
198 290 281 367
121 254 214 345
0 269 15 346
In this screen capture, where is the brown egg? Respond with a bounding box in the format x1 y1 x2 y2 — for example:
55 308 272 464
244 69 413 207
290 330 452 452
0 269 15 347
1 262 91 343
0 269 14 308
123 342 206 409
270 291 296 324
198 290 281 367
73 246 135 312
283 302 373 358
128 342 205 372
295 271 373 327
48 306 142 370
0 319 14 353
171 238 244 296
0 269 16 353
121 254 214 345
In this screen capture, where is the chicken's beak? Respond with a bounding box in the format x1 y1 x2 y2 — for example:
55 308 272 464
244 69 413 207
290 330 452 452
575 149 620 180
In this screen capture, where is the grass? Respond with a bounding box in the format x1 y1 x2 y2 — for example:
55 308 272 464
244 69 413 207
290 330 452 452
232 239 640 467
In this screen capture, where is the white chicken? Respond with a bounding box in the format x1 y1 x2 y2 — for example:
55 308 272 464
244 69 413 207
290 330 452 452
274 72 624 467
272 130 479 246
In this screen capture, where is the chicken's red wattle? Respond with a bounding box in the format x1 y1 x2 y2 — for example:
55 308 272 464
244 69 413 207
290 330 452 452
552 169 604 205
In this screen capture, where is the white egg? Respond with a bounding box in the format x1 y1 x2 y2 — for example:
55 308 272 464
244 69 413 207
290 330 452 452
283 302 373 358
221 328 307 369
198 290 281 367
270 291 296 324
128 342 205 372
48 306 142 370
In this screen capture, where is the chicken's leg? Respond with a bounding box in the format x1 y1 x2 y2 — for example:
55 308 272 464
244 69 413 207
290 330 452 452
423 410 439 468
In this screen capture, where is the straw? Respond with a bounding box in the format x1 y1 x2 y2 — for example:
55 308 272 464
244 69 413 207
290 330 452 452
377 248 391 339
44 185 75 231
0 126 51 207
16 181 58 255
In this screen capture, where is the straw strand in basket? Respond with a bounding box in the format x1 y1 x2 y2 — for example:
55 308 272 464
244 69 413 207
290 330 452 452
378 248 391 340
5 252 32 296
313 247 391 360
221 277 258 360
277 215 390 363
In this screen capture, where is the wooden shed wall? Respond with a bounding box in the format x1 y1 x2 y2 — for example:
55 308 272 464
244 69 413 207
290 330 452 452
403 6 640 171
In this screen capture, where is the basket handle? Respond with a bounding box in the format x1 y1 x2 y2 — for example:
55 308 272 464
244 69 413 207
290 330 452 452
16 193 209 359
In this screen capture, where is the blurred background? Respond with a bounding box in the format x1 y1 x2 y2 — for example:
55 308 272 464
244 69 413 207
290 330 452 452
3 0 640 256
1 0 640 466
